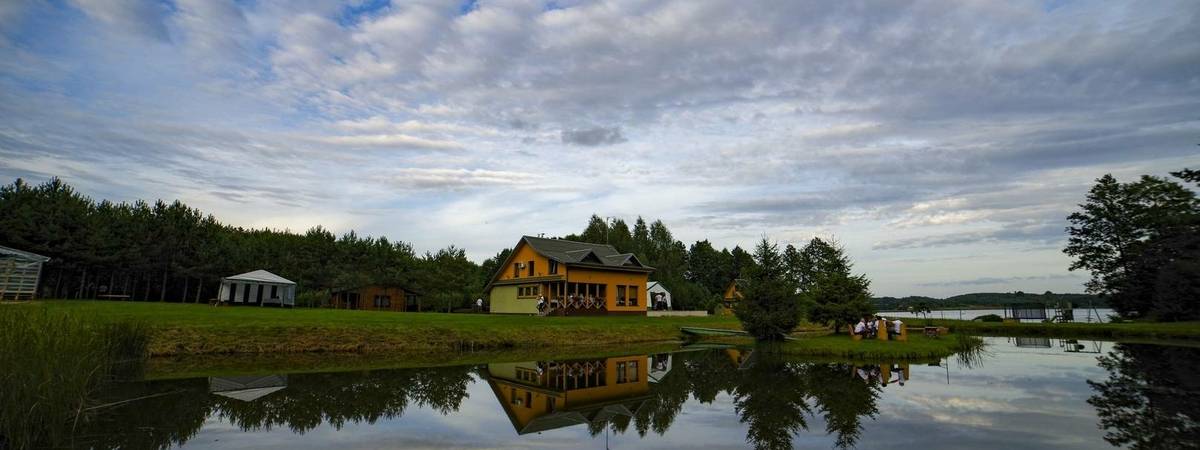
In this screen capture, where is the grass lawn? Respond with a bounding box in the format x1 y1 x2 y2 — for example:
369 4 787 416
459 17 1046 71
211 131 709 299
3 300 749 356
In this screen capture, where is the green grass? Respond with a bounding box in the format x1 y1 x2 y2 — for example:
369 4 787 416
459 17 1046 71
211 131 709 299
915 318 1200 340
5 300 752 356
0 306 149 449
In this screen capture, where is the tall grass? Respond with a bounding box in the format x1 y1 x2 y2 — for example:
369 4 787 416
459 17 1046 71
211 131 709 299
0 306 148 449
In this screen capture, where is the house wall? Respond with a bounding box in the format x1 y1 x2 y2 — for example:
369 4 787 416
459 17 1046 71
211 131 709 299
490 285 535 314
567 268 648 314
495 241 561 283
0 259 44 300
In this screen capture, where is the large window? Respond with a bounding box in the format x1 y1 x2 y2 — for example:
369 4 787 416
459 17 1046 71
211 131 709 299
628 285 638 307
616 285 626 306
548 260 558 274
616 360 639 384
513 263 521 278
528 260 535 277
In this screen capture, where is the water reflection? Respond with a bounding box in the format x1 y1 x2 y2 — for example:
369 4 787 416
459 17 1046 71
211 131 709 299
55 341 1181 450
1087 343 1200 449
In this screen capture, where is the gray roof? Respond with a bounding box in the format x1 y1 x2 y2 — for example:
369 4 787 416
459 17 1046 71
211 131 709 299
521 236 651 270
0 245 50 262
224 269 295 285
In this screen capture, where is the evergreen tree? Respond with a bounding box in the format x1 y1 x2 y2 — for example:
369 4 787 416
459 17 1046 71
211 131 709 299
734 238 803 340
797 238 873 333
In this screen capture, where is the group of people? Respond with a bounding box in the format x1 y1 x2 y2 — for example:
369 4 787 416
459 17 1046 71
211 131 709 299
853 315 904 339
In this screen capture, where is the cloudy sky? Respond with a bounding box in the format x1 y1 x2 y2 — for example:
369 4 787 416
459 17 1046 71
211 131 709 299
1 0 1197 297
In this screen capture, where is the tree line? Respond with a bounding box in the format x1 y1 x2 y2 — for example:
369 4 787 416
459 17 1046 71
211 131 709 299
0 178 482 311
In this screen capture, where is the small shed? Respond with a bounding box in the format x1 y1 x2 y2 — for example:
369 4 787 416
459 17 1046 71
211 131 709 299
217 270 295 307
0 245 50 300
647 281 671 310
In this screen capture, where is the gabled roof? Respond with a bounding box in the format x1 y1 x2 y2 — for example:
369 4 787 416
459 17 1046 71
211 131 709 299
647 281 669 292
0 245 50 262
224 269 295 285
521 236 653 270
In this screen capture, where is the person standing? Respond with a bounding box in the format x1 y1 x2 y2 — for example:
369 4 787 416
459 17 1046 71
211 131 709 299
475 297 484 312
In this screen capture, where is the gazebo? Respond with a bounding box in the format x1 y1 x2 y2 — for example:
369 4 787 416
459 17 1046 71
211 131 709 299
0 245 50 300
217 270 295 307
647 281 671 310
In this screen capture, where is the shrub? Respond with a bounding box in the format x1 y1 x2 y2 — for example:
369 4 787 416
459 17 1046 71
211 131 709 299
974 314 1003 322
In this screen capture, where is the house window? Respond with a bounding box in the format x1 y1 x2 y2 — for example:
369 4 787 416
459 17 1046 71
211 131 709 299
528 261 535 277
548 260 558 274
525 391 533 409
518 285 540 298
513 263 521 278
406 294 418 310
616 362 627 383
616 285 626 306
270 285 278 299
629 360 639 382
374 295 391 308
511 388 519 405
628 285 638 307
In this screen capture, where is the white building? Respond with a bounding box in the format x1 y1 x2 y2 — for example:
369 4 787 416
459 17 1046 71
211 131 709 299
217 270 296 306
646 281 671 310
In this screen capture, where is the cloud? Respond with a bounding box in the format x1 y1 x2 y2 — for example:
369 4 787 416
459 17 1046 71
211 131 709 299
317 134 465 151
2 0 1199 297
560 126 627 146
916 273 1084 288
375 168 539 190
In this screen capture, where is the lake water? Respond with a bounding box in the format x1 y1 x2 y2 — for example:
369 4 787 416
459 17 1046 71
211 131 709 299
61 337 1198 449
879 308 1115 323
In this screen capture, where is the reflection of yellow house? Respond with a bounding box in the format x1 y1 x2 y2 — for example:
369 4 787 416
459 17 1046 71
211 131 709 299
720 279 744 315
486 236 654 316
485 355 651 434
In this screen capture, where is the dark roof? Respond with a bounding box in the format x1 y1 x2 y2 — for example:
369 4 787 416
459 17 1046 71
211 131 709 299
521 236 652 270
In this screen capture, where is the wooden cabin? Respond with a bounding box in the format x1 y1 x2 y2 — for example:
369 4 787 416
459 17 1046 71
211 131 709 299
329 285 420 312
485 236 654 316
484 355 651 434
0 245 50 300
720 279 745 315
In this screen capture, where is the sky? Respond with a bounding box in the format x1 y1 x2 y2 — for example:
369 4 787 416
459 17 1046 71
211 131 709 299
0 0 1197 297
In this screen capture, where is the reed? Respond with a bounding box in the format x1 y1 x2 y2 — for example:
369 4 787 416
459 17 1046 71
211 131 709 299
0 306 148 449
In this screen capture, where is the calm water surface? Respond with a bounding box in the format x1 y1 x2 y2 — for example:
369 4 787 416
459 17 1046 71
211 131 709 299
879 308 1115 323
73 337 1198 449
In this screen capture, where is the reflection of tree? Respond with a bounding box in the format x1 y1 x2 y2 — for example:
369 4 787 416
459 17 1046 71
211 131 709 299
804 363 880 449
72 365 474 449
733 354 811 450
217 366 473 433
1088 344 1200 449
633 355 692 436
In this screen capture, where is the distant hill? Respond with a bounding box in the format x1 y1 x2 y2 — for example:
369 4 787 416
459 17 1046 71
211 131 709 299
872 292 1105 311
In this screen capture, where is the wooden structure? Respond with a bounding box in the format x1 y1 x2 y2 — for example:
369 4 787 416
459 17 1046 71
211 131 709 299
720 279 744 315
485 236 654 316
484 355 652 434
0 245 50 300
216 270 296 307
329 285 420 312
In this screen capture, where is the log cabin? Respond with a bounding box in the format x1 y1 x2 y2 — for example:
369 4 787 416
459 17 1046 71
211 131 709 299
485 236 654 316
329 285 421 312
720 279 744 315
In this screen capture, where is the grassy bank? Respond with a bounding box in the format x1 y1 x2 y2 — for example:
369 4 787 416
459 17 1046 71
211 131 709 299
0 307 149 449
6 300 754 356
687 333 980 360
915 318 1200 340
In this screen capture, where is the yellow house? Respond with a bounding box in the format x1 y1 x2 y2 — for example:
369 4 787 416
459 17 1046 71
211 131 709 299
720 279 745 315
486 236 654 316
484 355 651 434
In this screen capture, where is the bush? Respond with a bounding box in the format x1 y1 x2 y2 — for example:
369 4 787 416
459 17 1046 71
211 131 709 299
974 314 1003 322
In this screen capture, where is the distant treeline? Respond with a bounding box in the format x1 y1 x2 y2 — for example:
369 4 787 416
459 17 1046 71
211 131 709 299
0 178 758 311
872 292 1105 311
